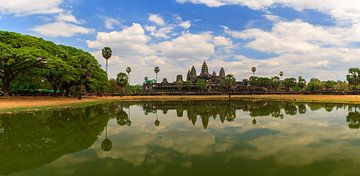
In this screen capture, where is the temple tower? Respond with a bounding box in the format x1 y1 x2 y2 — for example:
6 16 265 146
212 71 217 77
176 75 183 82
187 70 191 81
191 66 197 76
201 61 209 75
219 67 225 78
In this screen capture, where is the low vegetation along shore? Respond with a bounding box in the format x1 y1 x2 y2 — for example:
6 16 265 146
2 95 360 112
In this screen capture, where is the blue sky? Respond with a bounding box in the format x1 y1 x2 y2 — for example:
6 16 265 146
0 0 359 84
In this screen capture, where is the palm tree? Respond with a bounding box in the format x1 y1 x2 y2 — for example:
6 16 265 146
279 71 284 79
116 72 128 97
154 66 160 83
126 66 131 85
251 66 256 76
102 47 112 76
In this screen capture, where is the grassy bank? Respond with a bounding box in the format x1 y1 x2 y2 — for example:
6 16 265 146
1 94 360 113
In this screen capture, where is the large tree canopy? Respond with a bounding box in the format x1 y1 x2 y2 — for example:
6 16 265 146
0 31 107 96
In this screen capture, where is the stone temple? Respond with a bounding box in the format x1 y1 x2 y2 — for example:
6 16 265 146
184 61 226 84
144 61 235 92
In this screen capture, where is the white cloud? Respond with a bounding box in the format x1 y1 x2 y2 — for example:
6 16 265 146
103 17 122 30
0 0 63 16
179 21 191 29
56 12 81 24
158 33 215 59
226 20 358 54
222 19 360 80
148 14 165 26
213 36 232 46
87 23 152 56
31 22 94 37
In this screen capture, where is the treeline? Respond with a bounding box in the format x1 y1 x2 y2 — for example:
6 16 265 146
248 68 360 93
0 31 108 96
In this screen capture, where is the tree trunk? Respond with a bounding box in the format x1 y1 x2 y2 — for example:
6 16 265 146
228 89 231 100
2 76 10 97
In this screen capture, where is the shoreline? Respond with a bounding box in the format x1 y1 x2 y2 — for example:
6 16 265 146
1 94 360 112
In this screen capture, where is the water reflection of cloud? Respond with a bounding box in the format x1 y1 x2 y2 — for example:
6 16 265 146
96 105 360 169
13 102 360 175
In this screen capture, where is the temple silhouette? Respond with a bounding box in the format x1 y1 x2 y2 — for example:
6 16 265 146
143 61 261 93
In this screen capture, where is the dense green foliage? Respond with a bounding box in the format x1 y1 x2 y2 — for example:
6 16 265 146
0 31 107 96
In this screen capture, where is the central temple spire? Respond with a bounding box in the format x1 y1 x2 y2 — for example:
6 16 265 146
201 61 209 75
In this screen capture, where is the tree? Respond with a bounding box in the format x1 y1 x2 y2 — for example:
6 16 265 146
221 74 236 99
283 78 297 91
126 66 131 85
102 47 112 76
116 72 128 96
271 76 280 90
0 31 65 96
186 81 192 91
60 45 108 96
298 76 306 89
154 66 160 83
324 80 337 90
251 66 256 76
196 79 207 93
279 71 284 79
249 76 272 88
176 81 183 92
347 68 360 92
306 78 323 92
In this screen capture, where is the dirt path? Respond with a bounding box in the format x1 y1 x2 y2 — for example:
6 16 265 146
1 95 360 112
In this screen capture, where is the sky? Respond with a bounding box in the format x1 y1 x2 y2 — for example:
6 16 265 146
0 0 359 84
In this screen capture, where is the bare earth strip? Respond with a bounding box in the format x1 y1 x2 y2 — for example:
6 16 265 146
1 95 360 112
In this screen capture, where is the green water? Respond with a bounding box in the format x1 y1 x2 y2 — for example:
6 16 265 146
1 100 360 176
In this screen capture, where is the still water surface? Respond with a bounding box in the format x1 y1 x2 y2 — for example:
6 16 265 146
1 100 360 176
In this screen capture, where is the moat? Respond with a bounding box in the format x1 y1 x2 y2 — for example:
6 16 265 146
1 100 360 176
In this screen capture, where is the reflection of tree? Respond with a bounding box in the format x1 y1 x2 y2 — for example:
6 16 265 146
0 105 109 175
101 126 112 152
155 110 160 126
298 104 307 114
115 106 131 127
252 118 257 125
346 112 360 129
324 104 335 112
284 103 297 115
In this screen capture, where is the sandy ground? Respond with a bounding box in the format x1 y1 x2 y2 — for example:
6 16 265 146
1 94 360 111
